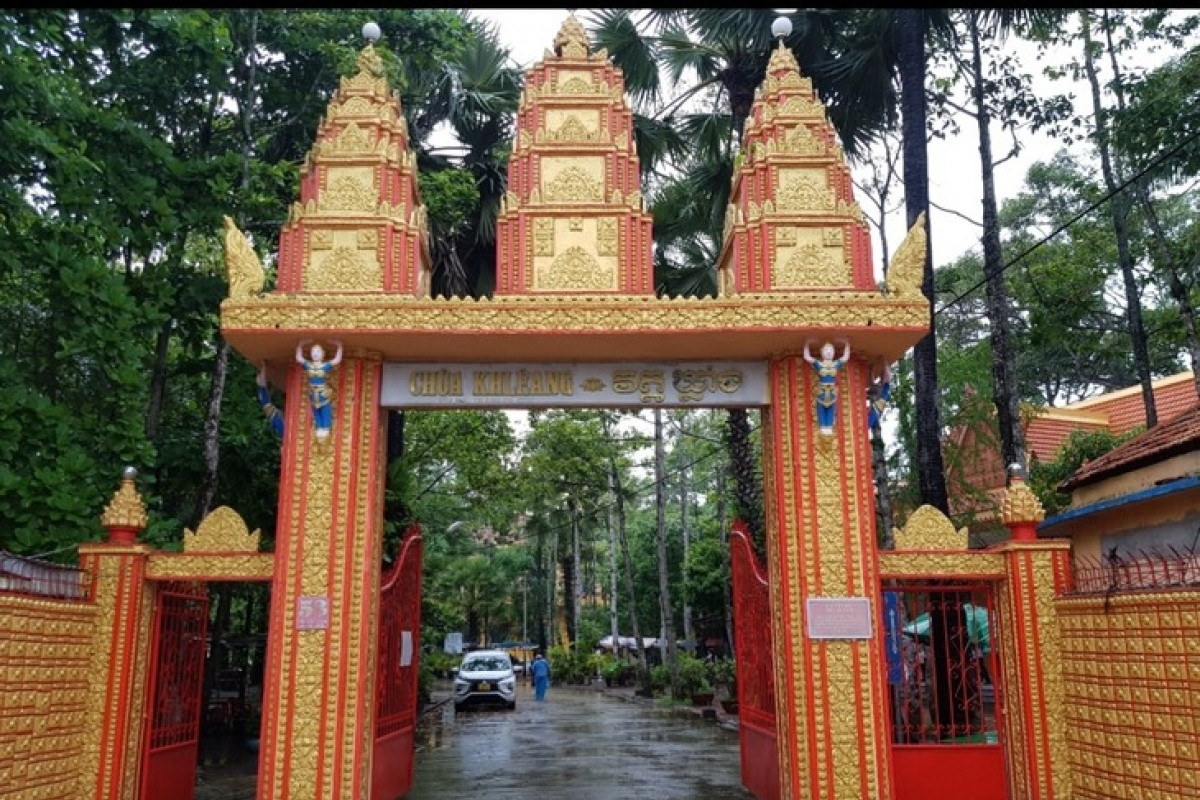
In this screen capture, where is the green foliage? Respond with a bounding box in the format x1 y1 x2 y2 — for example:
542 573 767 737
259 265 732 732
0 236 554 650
419 169 480 241
673 651 711 698
1029 428 1138 515
649 663 671 693
683 535 727 613
707 656 737 695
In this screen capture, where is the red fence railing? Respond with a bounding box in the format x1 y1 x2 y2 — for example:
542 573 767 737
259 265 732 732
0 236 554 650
884 581 1001 745
1069 546 1200 595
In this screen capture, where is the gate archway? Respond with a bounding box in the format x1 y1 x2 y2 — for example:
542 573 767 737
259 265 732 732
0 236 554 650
211 14 1065 800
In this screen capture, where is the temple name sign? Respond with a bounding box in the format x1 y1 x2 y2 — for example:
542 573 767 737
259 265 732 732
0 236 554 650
380 362 770 409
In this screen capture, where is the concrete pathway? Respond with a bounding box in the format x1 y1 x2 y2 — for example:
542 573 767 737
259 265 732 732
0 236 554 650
408 681 753 800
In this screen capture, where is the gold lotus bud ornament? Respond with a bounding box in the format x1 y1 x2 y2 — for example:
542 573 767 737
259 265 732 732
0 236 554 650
100 466 148 544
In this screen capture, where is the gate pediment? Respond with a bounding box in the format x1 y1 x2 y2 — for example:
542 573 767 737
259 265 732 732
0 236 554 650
220 15 929 374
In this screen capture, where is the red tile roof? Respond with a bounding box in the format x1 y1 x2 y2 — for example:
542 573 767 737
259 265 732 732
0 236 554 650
1060 402 1200 491
947 371 1198 512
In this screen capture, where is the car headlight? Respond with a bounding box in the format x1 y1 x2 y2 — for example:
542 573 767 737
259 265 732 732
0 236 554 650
500 678 515 690
454 679 468 690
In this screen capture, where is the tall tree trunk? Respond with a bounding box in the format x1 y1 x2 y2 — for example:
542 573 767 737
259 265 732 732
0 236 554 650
606 463 620 654
680 454 694 647
1100 17 1200 400
725 409 765 557
968 14 1027 478
191 338 231 524
547 527 557 650
144 321 172 442
869 385 895 549
898 8 950 513
612 457 651 695
192 10 262 524
570 499 582 647
716 454 735 656
1082 10 1157 426
384 410 412 552
653 410 680 695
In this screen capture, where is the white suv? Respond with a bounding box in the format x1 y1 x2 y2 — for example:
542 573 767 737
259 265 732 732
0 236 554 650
454 650 517 711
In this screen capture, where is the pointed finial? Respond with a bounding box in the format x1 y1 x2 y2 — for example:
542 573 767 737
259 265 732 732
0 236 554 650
101 467 148 543
554 14 590 58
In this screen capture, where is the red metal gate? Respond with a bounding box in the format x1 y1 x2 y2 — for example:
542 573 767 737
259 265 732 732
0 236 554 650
885 581 1007 800
140 581 209 800
730 521 778 800
371 527 423 800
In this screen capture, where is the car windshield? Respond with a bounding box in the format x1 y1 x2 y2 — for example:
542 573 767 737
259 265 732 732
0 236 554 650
463 656 509 671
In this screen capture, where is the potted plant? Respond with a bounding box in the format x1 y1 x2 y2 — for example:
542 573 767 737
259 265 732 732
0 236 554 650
709 657 738 714
677 653 714 706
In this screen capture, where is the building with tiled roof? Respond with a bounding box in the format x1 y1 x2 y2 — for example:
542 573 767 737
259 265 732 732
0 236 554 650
1038 401 1200 589
946 370 1198 541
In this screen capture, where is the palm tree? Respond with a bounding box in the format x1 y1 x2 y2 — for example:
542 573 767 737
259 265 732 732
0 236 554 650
405 14 523 297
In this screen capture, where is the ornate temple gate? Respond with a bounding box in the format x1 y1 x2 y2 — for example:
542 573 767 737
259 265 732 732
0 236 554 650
139 582 209 800
203 14 1072 800
730 522 779 800
371 529 423 800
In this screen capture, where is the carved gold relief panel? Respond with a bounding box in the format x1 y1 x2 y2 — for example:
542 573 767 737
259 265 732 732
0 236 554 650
318 166 378 213
554 69 597 93
775 168 836 213
305 228 382 292
544 109 602 142
772 226 850 287
540 156 605 203
324 121 374 155
532 217 618 291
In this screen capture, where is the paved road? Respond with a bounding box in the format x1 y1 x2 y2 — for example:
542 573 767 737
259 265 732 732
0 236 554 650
407 681 755 800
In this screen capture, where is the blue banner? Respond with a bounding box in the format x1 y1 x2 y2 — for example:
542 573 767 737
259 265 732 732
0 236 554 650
883 591 903 685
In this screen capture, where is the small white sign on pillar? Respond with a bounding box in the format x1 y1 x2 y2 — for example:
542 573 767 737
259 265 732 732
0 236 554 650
806 597 873 639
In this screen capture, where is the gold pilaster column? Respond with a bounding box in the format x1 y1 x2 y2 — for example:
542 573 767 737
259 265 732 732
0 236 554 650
995 478 1072 799
764 354 890 800
79 468 155 800
257 354 387 800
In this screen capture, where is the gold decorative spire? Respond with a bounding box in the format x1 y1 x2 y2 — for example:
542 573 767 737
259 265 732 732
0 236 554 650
1002 476 1046 526
101 467 148 532
355 43 385 78
886 211 926 298
222 215 266 300
767 39 801 75
553 14 590 58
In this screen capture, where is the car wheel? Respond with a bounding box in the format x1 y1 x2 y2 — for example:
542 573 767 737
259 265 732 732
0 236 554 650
507 701 516 710
454 703 464 712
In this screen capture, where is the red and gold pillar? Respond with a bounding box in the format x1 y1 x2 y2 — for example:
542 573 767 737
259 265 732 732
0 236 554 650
78 468 155 800
995 477 1072 800
257 352 388 800
763 354 891 800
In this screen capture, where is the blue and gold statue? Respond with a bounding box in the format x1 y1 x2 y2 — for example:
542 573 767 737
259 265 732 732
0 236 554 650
255 362 284 436
803 339 850 436
295 340 343 441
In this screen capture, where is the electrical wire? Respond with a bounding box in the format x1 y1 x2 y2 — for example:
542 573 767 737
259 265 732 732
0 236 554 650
933 123 1200 318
